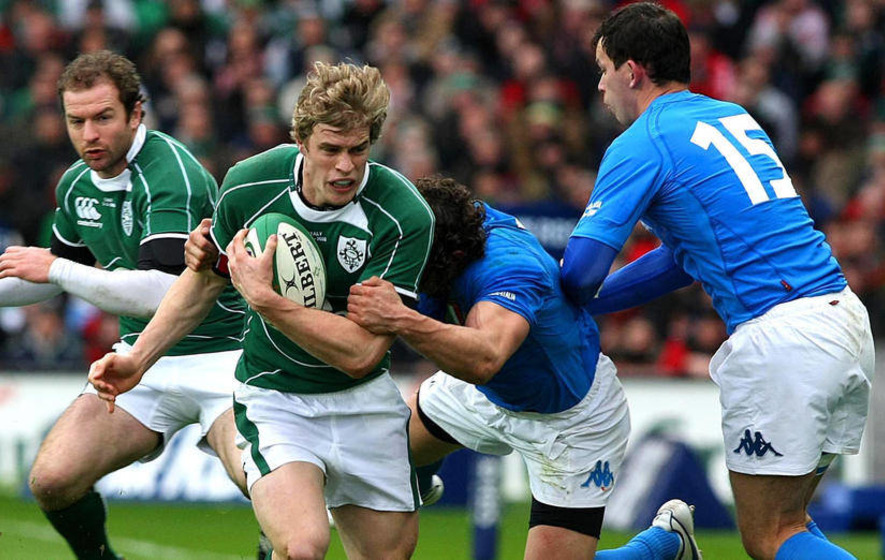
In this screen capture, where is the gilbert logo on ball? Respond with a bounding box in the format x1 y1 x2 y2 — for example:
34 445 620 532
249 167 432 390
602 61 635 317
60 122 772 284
244 213 326 308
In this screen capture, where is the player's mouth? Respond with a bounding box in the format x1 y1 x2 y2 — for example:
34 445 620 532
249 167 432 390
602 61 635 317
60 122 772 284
84 148 106 160
329 179 355 193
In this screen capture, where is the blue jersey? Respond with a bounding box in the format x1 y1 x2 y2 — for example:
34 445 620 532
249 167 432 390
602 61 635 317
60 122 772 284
445 204 599 414
571 91 845 332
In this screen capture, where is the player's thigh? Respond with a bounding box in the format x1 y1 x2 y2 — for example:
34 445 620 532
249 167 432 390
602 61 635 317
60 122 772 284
31 394 160 490
236 376 418 512
205 408 246 493
520 357 630 509
407 390 463 465
250 461 330 559
332 505 418 560
730 470 815 556
525 524 598 560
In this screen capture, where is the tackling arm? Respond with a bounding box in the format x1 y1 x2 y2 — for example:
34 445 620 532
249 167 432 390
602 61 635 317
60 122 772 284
564 240 694 315
348 277 530 385
227 229 393 378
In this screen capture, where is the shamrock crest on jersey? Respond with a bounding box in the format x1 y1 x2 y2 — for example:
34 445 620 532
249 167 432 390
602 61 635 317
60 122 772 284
337 236 367 273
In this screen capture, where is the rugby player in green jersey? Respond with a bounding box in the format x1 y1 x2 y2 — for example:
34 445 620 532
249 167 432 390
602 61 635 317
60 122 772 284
0 51 247 559
90 61 435 560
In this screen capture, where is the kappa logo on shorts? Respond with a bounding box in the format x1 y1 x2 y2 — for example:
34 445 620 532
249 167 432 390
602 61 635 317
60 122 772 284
733 429 783 458
581 460 614 491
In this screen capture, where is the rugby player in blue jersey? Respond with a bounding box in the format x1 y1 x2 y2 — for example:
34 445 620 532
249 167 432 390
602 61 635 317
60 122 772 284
348 176 702 560
561 4 873 560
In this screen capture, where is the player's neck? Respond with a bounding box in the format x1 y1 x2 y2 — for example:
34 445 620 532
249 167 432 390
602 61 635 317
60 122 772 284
637 83 689 118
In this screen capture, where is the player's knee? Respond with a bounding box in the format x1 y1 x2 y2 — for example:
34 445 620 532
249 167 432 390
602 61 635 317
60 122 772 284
273 534 329 560
28 462 82 509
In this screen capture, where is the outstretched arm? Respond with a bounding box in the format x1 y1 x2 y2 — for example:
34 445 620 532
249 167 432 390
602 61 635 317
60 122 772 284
0 242 178 318
348 277 529 385
560 237 620 307
562 239 693 315
89 267 227 411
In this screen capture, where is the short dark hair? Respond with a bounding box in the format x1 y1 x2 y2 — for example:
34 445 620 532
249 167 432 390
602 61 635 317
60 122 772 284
415 176 486 298
593 2 690 86
57 50 146 118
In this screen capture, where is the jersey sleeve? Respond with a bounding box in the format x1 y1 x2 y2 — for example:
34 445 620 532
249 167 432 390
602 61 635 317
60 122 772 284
571 135 666 251
51 206 84 249
209 170 246 255
135 157 214 241
361 204 434 302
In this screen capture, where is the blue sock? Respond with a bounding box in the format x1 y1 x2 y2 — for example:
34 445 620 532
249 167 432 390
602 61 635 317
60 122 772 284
596 527 681 560
805 519 827 540
775 532 856 560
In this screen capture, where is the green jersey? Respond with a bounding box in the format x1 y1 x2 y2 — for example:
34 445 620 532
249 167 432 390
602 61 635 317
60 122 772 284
211 145 435 393
53 125 245 355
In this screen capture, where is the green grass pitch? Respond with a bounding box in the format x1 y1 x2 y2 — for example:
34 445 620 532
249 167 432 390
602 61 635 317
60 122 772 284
0 493 879 559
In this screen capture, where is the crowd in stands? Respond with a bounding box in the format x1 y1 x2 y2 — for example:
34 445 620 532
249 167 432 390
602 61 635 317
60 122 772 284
0 0 883 378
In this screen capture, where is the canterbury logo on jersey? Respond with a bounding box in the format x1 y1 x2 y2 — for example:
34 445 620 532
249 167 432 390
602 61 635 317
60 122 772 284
75 197 102 221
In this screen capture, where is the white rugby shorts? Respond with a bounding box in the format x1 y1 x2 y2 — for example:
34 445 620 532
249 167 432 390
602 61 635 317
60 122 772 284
711 287 873 476
83 342 241 461
234 373 419 512
418 354 630 508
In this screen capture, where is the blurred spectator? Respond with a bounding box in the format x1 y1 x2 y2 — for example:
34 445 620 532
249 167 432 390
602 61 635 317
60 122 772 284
746 0 830 100
0 0 883 376
81 309 119 365
688 25 736 101
2 299 84 372
8 107 76 245
68 0 132 56
729 56 799 163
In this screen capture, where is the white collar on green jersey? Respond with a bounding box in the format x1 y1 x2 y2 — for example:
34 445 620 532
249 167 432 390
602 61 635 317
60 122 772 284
89 124 147 192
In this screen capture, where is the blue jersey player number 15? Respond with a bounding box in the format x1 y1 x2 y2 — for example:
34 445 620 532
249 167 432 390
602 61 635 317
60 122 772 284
690 114 797 204
561 4 873 560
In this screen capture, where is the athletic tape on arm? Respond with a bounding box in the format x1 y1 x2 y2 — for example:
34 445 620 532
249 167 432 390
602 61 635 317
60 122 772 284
0 277 64 306
48 258 177 318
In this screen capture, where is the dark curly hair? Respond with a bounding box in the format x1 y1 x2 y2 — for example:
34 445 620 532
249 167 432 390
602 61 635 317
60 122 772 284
416 176 486 298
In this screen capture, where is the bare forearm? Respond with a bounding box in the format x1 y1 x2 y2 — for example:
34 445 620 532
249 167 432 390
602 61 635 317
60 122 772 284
393 310 502 385
128 268 226 371
254 295 393 378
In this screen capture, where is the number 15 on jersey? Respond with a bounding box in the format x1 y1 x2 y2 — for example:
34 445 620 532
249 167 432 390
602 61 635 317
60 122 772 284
690 113 798 206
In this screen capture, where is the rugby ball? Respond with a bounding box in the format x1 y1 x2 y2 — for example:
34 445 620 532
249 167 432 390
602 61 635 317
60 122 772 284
244 213 326 308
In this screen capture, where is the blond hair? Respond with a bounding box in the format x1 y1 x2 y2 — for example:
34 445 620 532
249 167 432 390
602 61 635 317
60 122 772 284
291 61 390 144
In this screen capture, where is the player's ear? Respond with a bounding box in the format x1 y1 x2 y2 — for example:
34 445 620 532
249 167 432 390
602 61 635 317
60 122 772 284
130 100 143 126
626 61 644 87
